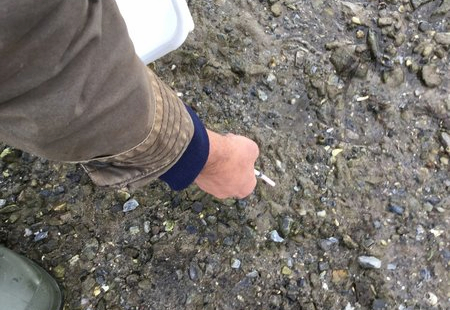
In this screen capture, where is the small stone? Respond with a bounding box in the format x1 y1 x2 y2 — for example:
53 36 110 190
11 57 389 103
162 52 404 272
345 303 355 310
317 210 326 217
440 132 450 153
331 270 349 283
163 220 175 232
422 44 433 57
123 199 139 212
419 21 432 32
343 235 358 249
430 228 444 237
34 230 48 242
377 17 394 26
189 263 201 282
319 261 330 271
191 201 203 213
93 286 101 297
319 237 339 251
138 279 152 290
351 16 362 25
423 202 434 212
271 3 282 17
24 228 33 237
53 265 65 279
270 230 284 242
421 64 442 88
281 266 292 275
231 258 241 269
68 255 80 266
425 292 438 306
246 270 259 278
356 30 365 39
0 199 6 208
117 190 131 201
372 299 388 310
267 72 277 83
358 256 382 269
434 32 450 45
129 226 140 235
279 216 294 237
144 221 151 233
257 89 268 101
382 66 404 87
83 238 99 260
387 204 404 215
387 263 397 270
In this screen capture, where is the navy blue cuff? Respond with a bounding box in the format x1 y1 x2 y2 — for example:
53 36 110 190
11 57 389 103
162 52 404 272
159 105 209 190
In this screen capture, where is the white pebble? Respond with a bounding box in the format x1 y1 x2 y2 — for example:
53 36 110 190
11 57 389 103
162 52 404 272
317 210 327 217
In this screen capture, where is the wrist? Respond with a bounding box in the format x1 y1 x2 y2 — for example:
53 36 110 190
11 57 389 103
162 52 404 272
196 130 228 179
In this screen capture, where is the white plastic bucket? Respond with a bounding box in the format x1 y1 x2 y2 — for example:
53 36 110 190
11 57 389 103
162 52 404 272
115 0 194 64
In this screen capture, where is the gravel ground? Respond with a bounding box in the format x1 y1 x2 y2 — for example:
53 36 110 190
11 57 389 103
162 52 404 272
1 1 449 309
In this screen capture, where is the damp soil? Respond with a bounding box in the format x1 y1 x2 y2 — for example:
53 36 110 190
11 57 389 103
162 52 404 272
1 1 449 309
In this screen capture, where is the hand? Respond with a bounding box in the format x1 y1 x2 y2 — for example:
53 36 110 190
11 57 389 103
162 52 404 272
194 129 259 199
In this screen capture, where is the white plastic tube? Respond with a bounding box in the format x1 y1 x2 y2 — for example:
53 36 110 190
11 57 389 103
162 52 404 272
254 169 276 187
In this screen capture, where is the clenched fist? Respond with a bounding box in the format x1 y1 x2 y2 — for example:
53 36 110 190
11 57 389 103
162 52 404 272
194 129 259 199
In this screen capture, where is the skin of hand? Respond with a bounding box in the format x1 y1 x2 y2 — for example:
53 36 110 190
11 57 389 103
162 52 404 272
194 129 260 199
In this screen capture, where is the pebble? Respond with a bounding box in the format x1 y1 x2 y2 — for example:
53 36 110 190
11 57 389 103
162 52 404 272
351 17 362 25
387 263 397 270
266 72 277 83
419 21 432 32
434 32 450 45
189 263 201 282
0 199 6 208
270 230 285 242
138 279 152 290
387 204 404 215
358 256 382 269
425 292 438 306
319 261 330 271
440 132 450 151
129 226 140 235
257 89 268 101
34 230 48 242
53 265 65 279
144 221 151 233
421 64 442 88
356 30 365 39
68 255 79 266
319 237 339 251
270 3 282 17
280 216 294 237
191 201 203 213
24 228 33 237
423 202 434 212
246 270 259 278
223 236 233 246
332 270 349 283
317 210 327 217
382 66 404 87
123 199 139 212
420 268 432 281
281 266 292 275
372 299 388 310
231 258 241 269
378 17 394 27
343 235 358 249
345 303 355 310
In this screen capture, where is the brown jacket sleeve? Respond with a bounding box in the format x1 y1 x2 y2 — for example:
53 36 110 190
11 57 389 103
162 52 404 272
0 0 194 189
